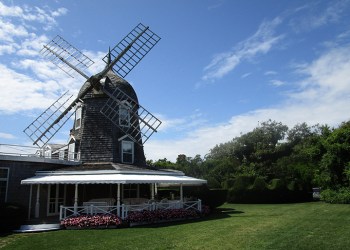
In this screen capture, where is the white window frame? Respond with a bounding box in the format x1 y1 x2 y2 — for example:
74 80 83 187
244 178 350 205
47 184 66 216
119 101 131 127
121 140 134 164
68 143 75 161
75 105 82 129
59 150 65 160
0 168 10 203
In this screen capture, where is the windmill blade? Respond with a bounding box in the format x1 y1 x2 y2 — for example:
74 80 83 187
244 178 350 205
23 91 78 148
102 23 161 78
41 35 94 79
100 85 161 145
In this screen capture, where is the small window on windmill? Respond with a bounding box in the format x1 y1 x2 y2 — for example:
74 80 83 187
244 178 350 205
119 101 131 127
68 143 75 161
122 140 134 164
75 105 82 129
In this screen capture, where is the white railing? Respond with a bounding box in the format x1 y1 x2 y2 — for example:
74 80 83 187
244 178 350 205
0 143 80 162
59 205 119 220
60 199 202 220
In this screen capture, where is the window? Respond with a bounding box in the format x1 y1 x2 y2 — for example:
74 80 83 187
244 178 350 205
123 184 137 199
59 150 65 160
75 105 82 129
119 101 131 127
0 168 9 203
68 143 75 161
122 140 134 164
44 146 52 159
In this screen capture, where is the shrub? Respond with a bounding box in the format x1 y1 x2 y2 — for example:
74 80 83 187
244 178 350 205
268 179 286 191
321 188 350 204
183 186 227 209
126 209 200 223
61 214 122 228
227 176 253 203
202 189 227 209
251 177 267 192
246 177 268 203
0 203 26 233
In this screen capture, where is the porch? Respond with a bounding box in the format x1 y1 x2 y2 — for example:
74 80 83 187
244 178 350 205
20 167 207 222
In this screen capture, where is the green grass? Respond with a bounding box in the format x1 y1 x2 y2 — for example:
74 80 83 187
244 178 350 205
1 202 349 250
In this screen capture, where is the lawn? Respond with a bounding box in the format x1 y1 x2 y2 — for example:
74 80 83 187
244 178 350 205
1 202 349 250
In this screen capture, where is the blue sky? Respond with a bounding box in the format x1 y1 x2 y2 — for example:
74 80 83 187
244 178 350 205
1 0 350 161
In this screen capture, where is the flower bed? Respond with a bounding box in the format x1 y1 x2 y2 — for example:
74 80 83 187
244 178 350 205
126 208 200 224
61 214 122 229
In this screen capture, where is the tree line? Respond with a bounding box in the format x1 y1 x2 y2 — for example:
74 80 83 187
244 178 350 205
148 119 350 195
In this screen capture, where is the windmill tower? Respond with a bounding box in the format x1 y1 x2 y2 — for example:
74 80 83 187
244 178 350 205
24 23 161 166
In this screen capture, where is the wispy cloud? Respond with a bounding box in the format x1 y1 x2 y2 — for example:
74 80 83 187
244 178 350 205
270 79 285 87
146 45 350 161
289 0 350 33
241 72 251 79
264 70 277 76
201 17 284 83
0 132 16 139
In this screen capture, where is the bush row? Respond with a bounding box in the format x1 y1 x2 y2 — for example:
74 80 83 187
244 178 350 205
321 187 350 204
226 176 312 203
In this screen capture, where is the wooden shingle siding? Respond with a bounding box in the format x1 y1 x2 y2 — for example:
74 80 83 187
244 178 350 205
72 70 146 166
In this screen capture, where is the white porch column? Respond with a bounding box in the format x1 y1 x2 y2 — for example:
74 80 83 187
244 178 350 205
151 183 155 200
28 185 33 220
35 184 40 218
117 183 121 217
74 184 78 214
155 183 158 195
180 184 183 202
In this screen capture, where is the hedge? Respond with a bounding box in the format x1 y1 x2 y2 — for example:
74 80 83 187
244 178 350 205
227 177 312 203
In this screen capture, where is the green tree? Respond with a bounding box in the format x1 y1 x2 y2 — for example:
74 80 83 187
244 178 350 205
320 121 350 188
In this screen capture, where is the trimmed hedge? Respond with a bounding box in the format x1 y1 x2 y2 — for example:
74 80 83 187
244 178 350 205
227 177 312 203
184 186 227 209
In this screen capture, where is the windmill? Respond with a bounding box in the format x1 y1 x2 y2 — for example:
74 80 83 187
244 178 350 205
23 23 161 164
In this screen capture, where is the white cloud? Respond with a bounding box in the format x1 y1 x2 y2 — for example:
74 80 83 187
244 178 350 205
0 19 28 42
264 70 277 76
202 17 284 82
270 79 285 86
145 45 350 161
241 72 251 79
289 1 350 33
0 132 16 139
0 64 70 113
0 2 23 17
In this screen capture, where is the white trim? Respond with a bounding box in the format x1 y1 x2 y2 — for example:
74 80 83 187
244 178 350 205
121 140 134 164
74 184 78 214
47 184 66 216
21 173 207 185
68 143 75 161
75 105 82 129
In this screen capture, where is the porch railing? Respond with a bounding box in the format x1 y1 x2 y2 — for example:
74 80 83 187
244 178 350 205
60 199 202 220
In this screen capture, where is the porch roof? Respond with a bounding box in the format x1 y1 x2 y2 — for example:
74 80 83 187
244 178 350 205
21 172 207 185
